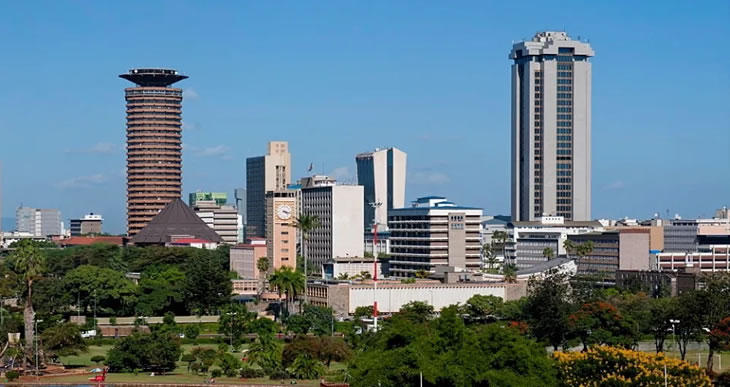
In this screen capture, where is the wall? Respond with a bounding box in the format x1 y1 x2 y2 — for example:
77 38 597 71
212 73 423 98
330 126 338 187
618 230 650 270
331 186 364 258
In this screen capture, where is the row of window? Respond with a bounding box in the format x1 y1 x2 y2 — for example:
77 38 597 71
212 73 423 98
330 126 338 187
558 86 572 91
557 149 572 155
557 142 571 148
558 107 572 112
557 93 572 99
557 121 572 126
557 79 572 84
557 64 572 70
557 114 572 120
557 199 572 204
558 177 572 183
558 135 572 141
558 171 572 176
558 128 572 134
557 71 572 77
557 100 572 106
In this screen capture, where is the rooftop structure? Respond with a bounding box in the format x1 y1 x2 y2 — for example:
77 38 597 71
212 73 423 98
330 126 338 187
129 199 222 246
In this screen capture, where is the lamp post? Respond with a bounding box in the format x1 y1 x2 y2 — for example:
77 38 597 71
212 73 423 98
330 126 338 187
369 201 382 331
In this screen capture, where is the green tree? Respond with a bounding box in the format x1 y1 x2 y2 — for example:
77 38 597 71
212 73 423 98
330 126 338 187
397 301 434 324
41 322 88 362
502 263 518 283
184 324 201 340
648 297 673 353
294 213 320 302
567 301 635 351
317 335 352 368
181 353 196 371
543 247 554 260
217 352 242 377
184 253 232 315
492 230 509 260
524 272 574 350
106 331 182 373
286 304 334 336
414 270 429 279
135 266 186 316
256 256 270 295
218 303 255 345
190 347 218 373
288 353 325 380
462 294 504 322
9 239 46 370
90 355 106 365
671 291 706 360
269 266 305 317
63 265 137 316
282 335 321 368
247 317 278 337
247 334 283 372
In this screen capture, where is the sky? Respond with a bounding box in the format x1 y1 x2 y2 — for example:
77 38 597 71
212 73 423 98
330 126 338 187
0 1 729 234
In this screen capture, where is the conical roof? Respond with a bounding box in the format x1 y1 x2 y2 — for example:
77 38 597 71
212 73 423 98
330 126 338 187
130 199 223 245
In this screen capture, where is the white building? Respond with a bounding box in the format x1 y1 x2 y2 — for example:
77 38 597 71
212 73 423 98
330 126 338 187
301 176 364 272
16 207 62 237
388 196 483 277
355 147 407 230
510 31 595 222
192 200 240 244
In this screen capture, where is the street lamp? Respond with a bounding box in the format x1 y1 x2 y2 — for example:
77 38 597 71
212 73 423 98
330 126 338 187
670 319 680 351
34 317 43 376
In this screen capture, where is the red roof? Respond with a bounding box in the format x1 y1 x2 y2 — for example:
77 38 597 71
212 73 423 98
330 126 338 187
61 236 126 246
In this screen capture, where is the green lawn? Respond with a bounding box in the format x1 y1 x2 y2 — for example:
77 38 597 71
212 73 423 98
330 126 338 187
59 344 229 368
44 372 320 386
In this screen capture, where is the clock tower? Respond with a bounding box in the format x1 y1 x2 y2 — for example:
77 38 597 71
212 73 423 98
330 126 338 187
265 189 298 270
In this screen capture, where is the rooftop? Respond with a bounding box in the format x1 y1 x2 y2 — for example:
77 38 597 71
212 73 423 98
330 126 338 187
119 68 187 87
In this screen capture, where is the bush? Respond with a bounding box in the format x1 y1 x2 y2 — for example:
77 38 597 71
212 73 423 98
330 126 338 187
240 365 265 379
106 331 181 373
267 367 290 379
211 369 222 378
184 324 201 340
5 371 19 381
716 370 730 387
90 355 106 365
109 317 117 325
554 346 712 386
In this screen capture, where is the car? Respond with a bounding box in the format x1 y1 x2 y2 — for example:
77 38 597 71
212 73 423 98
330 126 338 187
81 330 97 338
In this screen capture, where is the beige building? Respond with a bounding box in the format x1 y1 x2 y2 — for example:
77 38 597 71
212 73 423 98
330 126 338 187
510 32 595 222
192 200 239 244
230 238 267 280
607 225 664 251
388 196 483 277
266 190 298 270
301 176 364 272
567 229 650 284
657 245 730 272
355 147 407 230
246 141 292 238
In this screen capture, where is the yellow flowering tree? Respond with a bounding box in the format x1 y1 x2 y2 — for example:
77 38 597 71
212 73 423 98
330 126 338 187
553 346 711 386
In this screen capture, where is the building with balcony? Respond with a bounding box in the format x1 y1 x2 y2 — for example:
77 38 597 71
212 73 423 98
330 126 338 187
657 245 730 273
120 68 187 236
388 196 483 277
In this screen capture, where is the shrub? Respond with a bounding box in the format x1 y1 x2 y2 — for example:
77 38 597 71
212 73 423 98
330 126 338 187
109 317 117 325
716 370 730 387
554 346 712 386
5 371 19 381
211 369 222 378
184 324 201 340
190 361 201 375
239 365 265 379
266 366 289 379
90 355 106 365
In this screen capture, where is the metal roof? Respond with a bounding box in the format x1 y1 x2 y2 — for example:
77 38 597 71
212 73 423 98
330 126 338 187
130 199 223 245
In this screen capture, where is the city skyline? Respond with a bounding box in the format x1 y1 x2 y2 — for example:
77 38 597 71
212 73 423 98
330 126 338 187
1 1 729 234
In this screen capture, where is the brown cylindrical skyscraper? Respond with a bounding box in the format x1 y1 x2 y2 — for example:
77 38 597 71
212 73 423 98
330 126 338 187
120 68 187 236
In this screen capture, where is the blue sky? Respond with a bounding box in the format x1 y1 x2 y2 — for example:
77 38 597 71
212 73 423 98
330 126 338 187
1 1 728 234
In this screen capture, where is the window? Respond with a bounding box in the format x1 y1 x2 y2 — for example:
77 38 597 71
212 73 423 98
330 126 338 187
557 149 572 155
534 107 541 113
535 100 541 106
558 47 574 54
557 79 572 84
557 72 572 77
557 107 572 112
557 114 572 120
535 79 541 84
557 191 571 197
534 114 541 120
557 121 572 126
534 93 541 99
557 100 572 106
558 64 572 70
557 143 571 148
557 164 571 169
534 86 541 91
557 86 572 91
557 129 572 134
557 93 572 99
558 135 572 141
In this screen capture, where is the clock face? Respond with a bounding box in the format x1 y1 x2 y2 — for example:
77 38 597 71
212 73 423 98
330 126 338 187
277 204 292 220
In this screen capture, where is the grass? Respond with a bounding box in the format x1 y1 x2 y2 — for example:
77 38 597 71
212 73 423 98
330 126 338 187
59 344 235 368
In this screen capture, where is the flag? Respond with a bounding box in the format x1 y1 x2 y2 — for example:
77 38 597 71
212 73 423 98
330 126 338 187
308 163 313 172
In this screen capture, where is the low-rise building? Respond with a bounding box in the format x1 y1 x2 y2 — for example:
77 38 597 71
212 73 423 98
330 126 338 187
230 238 268 280
322 256 388 280
388 196 482 277
616 269 697 297
567 229 650 284
364 230 390 256
232 279 259 296
69 213 103 236
192 200 240 244
657 245 730 272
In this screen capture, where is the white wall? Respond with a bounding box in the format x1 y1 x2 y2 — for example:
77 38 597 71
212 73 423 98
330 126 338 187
349 285 506 314
332 186 364 258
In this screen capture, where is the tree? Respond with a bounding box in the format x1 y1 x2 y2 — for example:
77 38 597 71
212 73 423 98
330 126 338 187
181 353 196 371
135 267 186 316
42 322 87 362
106 331 182 373
567 301 634 351
217 353 242 377
247 317 278 337
294 214 320 306
63 265 137 316
542 247 554 260
247 334 283 372
648 297 673 353
524 272 573 350
671 291 706 360
492 231 509 262
256 257 270 295
697 273 730 370
286 305 334 336
317 335 352 368
288 353 325 380
184 253 232 315
269 266 305 316
190 347 218 373
462 294 504 322
563 239 575 255
554 346 711 386
218 303 255 345
282 335 321 368
414 270 429 279
90 355 106 365
397 301 434 324
9 239 46 370
502 264 517 283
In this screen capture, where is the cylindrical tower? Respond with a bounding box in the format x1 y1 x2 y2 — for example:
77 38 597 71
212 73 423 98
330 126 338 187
120 68 188 236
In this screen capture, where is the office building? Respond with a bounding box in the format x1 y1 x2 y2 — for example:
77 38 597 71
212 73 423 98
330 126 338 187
230 238 267 280
246 141 291 238
16 207 62 237
364 230 390 256
192 200 240 244
189 192 227 207
355 147 407 230
301 176 364 272
69 213 103 236
120 68 187 236
664 217 730 253
234 188 247 242
657 245 730 273
388 196 482 277
265 189 298 270
566 229 650 284
510 31 594 222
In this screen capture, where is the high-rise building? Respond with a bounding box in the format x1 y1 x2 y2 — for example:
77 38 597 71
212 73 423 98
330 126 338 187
69 213 103 236
265 189 298 270
192 200 240 244
388 197 482 277
510 32 594 222
356 147 407 230
16 207 62 237
189 192 227 207
234 188 247 243
120 68 187 236
301 176 364 272
246 141 291 238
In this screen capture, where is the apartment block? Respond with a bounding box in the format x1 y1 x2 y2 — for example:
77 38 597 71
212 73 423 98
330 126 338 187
16 207 62 237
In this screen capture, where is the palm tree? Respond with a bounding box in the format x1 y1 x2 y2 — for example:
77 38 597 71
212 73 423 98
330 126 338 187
502 264 517 284
576 241 595 258
414 270 429 279
492 231 510 264
256 257 270 296
269 267 305 316
288 353 325 380
294 214 320 305
248 334 282 371
563 239 576 256
10 240 46 371
542 247 554 260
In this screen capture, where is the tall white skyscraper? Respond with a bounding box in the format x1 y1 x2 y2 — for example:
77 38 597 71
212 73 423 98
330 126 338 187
510 31 594 222
355 147 407 230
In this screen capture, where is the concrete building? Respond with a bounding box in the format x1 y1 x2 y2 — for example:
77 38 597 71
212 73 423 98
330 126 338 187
265 190 298 270
301 176 364 272
189 192 227 207
355 147 407 230
307 280 526 317
69 213 103 236
616 269 696 297
510 31 594 222
657 245 730 272
16 207 62 237
234 188 247 242
607 225 664 251
664 217 730 253
192 200 239 244
246 141 291 238
567 229 650 284
364 230 390 256
230 238 267 280
388 196 483 277
120 68 187 236
509 216 603 268
322 256 387 280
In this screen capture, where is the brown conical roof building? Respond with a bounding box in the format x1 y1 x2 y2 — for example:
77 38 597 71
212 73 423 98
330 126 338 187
130 199 223 246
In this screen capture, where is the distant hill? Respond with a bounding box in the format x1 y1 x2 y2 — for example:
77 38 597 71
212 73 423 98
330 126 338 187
1 217 14 232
